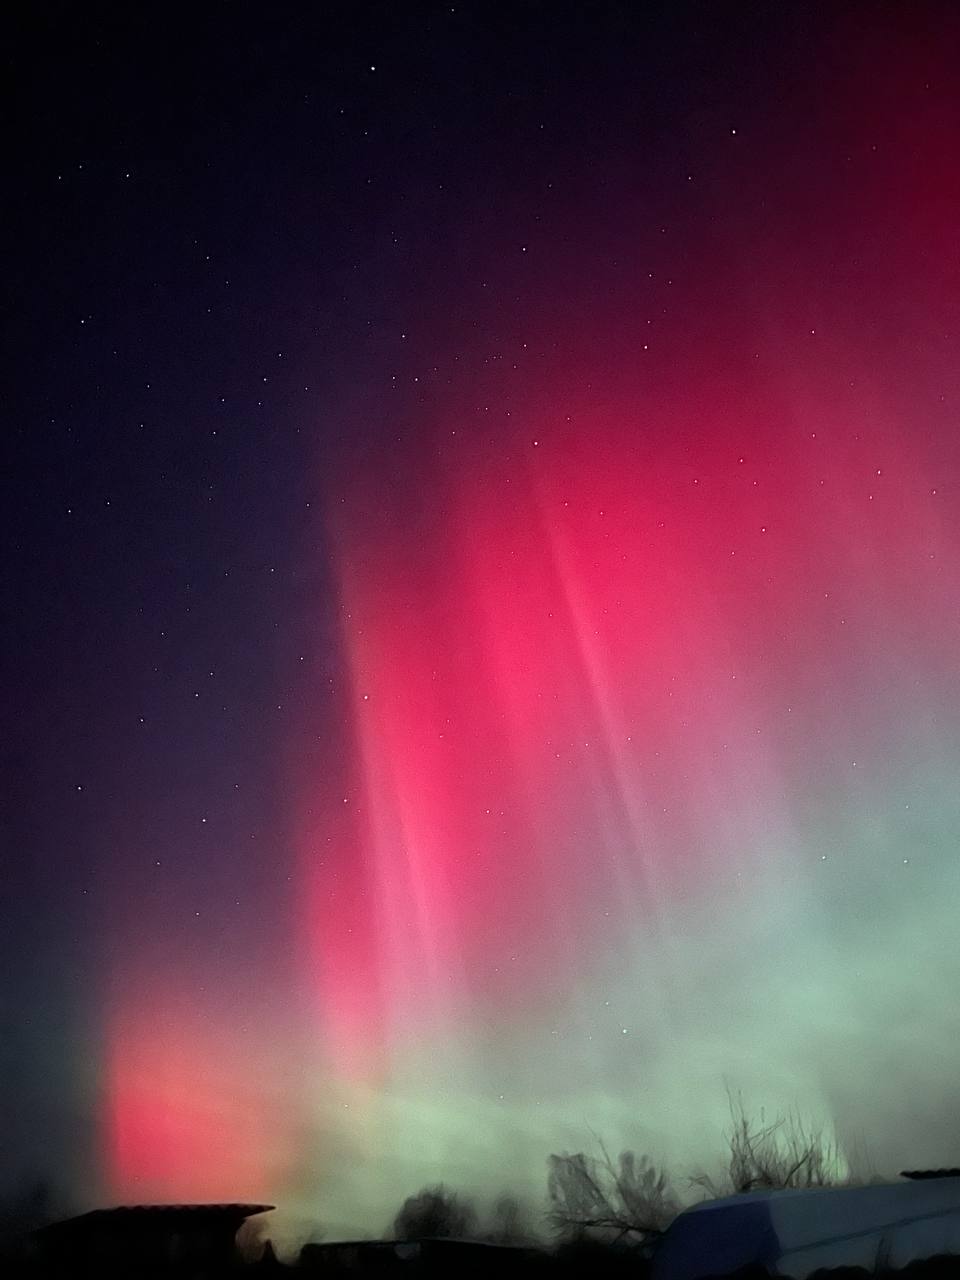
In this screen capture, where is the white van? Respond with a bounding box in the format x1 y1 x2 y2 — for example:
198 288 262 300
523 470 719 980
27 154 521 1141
652 1176 960 1279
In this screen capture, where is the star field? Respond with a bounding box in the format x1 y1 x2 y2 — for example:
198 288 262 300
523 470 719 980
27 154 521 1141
3 0 960 1241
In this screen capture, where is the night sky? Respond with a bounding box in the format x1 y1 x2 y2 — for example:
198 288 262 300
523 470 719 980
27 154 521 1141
4 0 960 1244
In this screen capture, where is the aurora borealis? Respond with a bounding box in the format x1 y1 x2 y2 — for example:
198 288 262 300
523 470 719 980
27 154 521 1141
4 1 960 1245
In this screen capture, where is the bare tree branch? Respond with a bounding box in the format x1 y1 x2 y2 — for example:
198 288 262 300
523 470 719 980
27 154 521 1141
547 1146 678 1244
689 1087 848 1198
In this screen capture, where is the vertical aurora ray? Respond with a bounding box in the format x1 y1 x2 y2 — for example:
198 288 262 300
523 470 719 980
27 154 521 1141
93 11 960 1230
100 943 305 1205
294 344 960 1221
106 997 272 1202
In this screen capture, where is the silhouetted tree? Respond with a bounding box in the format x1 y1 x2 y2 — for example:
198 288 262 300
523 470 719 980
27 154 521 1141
484 1193 538 1245
392 1184 478 1239
0 1177 62 1242
547 1143 678 1244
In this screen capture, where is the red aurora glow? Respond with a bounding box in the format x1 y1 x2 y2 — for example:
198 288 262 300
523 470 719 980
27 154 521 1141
304 374 958 1083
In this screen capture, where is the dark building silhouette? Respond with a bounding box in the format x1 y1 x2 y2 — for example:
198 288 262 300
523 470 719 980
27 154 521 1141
29 1203 273 1277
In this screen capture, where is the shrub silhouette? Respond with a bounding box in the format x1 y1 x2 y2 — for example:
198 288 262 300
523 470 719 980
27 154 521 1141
391 1184 478 1239
689 1088 848 1197
484 1193 538 1245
